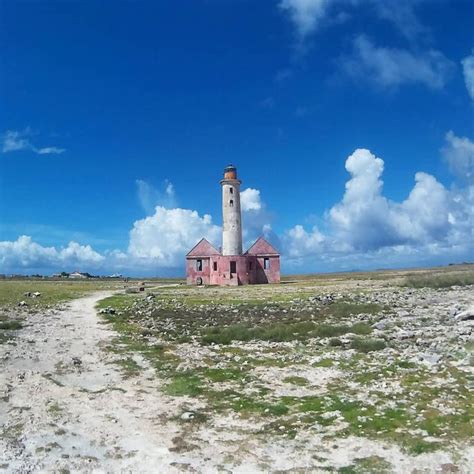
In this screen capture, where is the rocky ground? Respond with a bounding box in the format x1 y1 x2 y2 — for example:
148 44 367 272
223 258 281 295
0 269 473 473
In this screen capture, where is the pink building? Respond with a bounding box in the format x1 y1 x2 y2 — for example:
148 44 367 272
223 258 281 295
186 165 280 286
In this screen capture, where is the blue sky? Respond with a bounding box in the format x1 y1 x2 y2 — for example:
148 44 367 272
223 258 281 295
1 0 473 276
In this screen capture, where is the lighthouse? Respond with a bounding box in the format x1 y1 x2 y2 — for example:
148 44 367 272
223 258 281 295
185 165 281 286
221 164 243 256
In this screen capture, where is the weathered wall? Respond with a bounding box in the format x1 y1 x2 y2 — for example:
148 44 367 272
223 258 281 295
255 255 280 284
221 179 242 256
210 255 255 286
187 254 280 286
186 257 211 285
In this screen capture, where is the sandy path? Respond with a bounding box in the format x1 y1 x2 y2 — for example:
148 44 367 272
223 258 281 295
0 292 186 473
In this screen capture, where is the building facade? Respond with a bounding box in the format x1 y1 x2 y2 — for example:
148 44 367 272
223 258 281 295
186 165 280 286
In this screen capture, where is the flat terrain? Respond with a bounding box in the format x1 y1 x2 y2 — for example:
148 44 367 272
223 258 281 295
0 267 473 472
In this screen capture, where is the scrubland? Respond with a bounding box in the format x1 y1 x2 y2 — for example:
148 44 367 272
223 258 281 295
1 266 473 472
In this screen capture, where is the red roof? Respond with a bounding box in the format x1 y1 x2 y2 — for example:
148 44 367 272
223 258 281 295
186 238 220 257
245 236 279 256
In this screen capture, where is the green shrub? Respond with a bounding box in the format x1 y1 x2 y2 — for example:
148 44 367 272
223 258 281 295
350 337 386 353
329 302 383 317
0 320 23 330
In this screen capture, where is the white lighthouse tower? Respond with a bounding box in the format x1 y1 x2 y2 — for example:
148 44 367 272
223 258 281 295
221 164 243 256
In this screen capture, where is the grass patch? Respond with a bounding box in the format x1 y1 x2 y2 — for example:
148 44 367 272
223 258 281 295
47 402 63 414
0 280 121 310
339 456 392 473
202 322 373 345
328 302 384 318
402 271 474 289
283 376 309 386
203 367 246 382
313 358 334 367
0 320 23 330
350 337 386 353
408 439 442 455
164 373 203 396
115 357 142 377
96 294 136 311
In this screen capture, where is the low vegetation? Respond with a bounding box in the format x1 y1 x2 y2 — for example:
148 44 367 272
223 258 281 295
0 280 122 309
0 315 23 344
402 270 474 289
3 265 472 469
95 268 473 461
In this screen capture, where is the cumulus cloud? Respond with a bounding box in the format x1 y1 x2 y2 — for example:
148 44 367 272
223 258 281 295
329 150 453 250
0 236 103 272
283 225 326 258
135 179 177 214
283 143 473 269
461 51 474 100
128 206 221 267
442 131 474 182
241 188 262 212
340 36 453 90
2 128 66 155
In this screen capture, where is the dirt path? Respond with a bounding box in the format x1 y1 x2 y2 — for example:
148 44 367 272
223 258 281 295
0 292 187 473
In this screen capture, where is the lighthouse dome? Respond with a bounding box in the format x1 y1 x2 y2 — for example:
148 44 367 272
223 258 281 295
223 164 237 180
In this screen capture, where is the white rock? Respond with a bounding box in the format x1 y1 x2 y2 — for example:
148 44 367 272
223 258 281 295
180 412 194 421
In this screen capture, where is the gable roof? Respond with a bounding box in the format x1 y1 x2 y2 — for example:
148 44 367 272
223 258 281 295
186 238 221 257
245 236 280 256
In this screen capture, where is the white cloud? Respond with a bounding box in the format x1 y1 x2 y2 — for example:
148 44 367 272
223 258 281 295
329 150 454 249
128 206 221 267
36 146 66 155
240 188 280 250
279 1 430 48
340 36 453 90
279 0 331 41
2 130 32 152
241 188 262 212
284 144 473 267
461 51 474 100
1 128 66 155
135 179 177 214
442 131 474 182
0 236 103 271
283 224 325 258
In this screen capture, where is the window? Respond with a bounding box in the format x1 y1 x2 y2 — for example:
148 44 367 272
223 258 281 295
248 261 252 271
264 257 270 270
196 259 203 271
230 261 236 273
229 187 233 194
229 199 234 207
213 262 217 271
